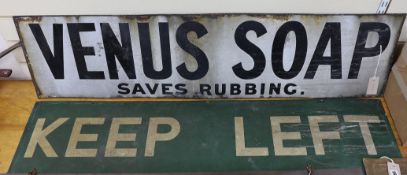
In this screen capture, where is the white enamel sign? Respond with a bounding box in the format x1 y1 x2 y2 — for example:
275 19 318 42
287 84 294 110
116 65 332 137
14 14 405 98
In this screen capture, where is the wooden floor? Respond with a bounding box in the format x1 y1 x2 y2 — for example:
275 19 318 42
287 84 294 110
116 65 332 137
0 80 406 173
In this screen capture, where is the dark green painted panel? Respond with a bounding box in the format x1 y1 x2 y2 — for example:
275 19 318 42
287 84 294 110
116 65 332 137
9 99 400 173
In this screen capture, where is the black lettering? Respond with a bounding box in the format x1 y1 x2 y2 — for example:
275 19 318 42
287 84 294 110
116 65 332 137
68 23 105 79
245 83 257 95
200 84 211 95
233 21 267 79
176 22 209 80
101 23 136 79
132 84 146 95
145 83 159 94
29 24 64 79
284 83 297 95
214 84 226 95
118 83 130 94
348 22 391 79
230 84 241 95
260 83 265 95
269 83 281 95
305 23 342 79
138 23 172 79
272 21 307 79
162 83 173 95
175 84 187 95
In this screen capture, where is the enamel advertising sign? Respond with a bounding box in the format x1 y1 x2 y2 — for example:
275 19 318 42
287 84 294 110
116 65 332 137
9 99 400 173
14 14 405 98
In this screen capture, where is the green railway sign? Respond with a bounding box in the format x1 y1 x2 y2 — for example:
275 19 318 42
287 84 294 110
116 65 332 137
10 99 400 173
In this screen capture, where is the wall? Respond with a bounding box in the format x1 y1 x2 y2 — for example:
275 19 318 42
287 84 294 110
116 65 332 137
0 0 406 79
